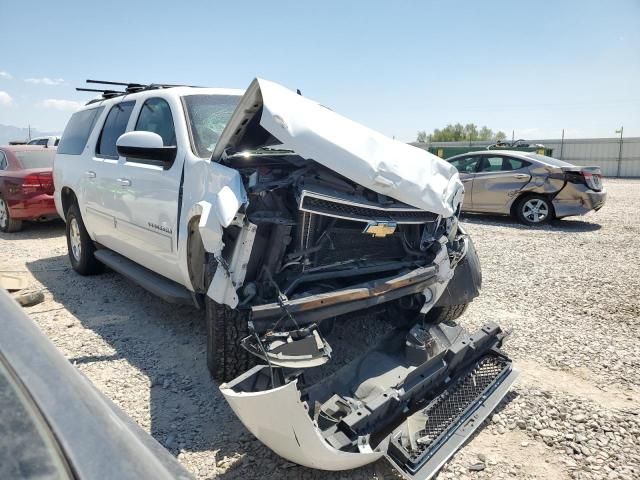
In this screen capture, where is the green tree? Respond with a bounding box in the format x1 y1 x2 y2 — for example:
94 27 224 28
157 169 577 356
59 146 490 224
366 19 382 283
416 124 508 142
416 130 428 143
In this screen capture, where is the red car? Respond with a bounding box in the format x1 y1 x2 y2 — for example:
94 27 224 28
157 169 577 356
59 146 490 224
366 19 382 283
0 145 57 232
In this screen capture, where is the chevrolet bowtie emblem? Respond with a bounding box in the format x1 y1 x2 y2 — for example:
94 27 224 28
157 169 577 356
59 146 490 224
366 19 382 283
363 221 397 238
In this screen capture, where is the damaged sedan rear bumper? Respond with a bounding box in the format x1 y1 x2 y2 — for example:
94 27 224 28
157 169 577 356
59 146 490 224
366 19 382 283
220 321 517 479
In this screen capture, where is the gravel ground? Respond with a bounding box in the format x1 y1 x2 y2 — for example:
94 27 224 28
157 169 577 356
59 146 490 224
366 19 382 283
1 178 638 480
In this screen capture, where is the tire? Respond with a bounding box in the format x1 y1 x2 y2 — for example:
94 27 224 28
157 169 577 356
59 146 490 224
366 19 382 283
65 204 104 275
0 196 23 232
515 194 553 226
424 304 469 323
205 298 254 382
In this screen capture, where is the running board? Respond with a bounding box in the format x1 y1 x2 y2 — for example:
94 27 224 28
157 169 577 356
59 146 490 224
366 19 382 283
94 249 195 306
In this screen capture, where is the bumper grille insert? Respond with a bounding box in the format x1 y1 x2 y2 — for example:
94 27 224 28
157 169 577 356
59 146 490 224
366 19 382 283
411 355 508 456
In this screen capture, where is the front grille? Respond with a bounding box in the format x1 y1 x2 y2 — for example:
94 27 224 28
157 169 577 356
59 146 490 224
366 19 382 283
300 194 437 224
315 227 405 266
408 355 509 458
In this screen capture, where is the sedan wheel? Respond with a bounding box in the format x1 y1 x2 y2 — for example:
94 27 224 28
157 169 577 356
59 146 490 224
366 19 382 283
516 195 552 226
0 196 23 232
0 198 6 229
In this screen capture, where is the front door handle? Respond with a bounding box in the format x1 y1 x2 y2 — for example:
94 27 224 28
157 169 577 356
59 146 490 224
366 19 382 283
513 173 529 179
84 170 96 179
116 178 131 187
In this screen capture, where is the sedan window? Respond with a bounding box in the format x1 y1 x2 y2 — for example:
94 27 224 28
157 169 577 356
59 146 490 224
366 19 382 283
0 152 6 170
478 156 530 172
449 156 480 173
14 150 56 169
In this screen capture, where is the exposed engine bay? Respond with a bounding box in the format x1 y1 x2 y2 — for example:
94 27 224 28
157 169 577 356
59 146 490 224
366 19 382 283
222 150 460 315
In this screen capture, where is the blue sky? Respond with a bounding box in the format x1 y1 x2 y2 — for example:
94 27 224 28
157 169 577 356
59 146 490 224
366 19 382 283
0 0 638 141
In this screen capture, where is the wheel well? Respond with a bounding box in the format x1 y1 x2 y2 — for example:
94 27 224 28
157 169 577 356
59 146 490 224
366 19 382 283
187 216 207 293
60 187 78 219
510 192 555 217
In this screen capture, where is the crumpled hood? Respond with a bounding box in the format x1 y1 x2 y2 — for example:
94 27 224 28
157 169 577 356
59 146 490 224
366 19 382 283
212 78 464 218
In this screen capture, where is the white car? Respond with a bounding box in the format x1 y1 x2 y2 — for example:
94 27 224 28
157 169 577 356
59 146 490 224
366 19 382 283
54 78 516 478
27 135 60 148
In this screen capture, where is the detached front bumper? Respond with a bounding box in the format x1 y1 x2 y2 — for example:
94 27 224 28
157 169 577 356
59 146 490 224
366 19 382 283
221 322 517 479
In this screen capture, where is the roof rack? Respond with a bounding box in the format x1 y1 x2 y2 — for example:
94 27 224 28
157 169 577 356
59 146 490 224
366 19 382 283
77 79 203 104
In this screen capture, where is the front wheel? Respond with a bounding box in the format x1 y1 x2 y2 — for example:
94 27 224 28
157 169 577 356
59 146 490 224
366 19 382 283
424 304 469 323
0 196 22 232
205 298 254 382
515 194 553 226
65 204 103 275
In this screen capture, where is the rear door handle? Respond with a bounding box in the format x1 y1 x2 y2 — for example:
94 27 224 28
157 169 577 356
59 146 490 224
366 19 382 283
116 178 131 187
514 173 529 179
85 170 96 179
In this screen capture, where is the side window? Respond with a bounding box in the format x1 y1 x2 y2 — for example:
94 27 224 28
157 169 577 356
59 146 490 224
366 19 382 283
449 156 480 173
478 156 531 172
96 101 135 158
504 157 529 170
0 152 7 170
478 156 505 172
135 98 176 147
58 107 105 155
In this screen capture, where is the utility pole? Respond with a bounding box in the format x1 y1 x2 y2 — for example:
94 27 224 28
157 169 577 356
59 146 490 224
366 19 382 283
28 124 31 141
511 130 514 143
560 129 565 159
616 126 624 178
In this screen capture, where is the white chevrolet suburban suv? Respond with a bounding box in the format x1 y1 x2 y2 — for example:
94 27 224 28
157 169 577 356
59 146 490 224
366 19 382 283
54 78 515 478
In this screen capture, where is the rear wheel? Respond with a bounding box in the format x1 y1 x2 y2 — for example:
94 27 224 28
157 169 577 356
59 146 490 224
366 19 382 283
424 304 469 323
65 204 103 275
0 196 23 232
205 298 254 382
515 194 553 226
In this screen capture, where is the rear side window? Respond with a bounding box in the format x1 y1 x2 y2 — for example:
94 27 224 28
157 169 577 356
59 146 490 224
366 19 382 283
0 152 6 170
97 101 135 158
478 156 530 172
135 98 176 146
57 107 104 155
15 150 56 169
504 158 529 170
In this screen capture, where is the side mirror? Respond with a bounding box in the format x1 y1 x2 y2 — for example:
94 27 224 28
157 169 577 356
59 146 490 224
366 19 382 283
116 131 177 167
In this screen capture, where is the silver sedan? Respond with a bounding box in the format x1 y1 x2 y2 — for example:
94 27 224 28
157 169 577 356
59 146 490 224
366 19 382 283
447 150 606 225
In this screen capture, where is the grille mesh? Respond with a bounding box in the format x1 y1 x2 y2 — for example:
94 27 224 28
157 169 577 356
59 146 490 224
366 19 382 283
411 355 508 457
301 195 437 223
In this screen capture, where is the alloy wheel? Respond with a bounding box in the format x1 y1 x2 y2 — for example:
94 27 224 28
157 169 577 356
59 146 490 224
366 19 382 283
70 217 82 261
0 198 7 229
522 198 549 223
